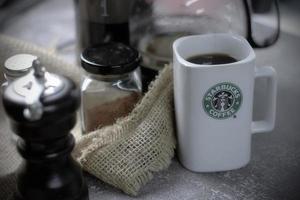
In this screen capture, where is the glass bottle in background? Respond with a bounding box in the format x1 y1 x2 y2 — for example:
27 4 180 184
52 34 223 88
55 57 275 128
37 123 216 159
130 0 280 71
80 43 142 134
74 0 133 53
130 0 247 71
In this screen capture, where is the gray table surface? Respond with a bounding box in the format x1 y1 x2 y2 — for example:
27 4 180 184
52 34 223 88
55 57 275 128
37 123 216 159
1 0 300 199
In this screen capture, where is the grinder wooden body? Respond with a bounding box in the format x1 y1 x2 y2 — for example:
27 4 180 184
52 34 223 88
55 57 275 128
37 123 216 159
2 60 89 200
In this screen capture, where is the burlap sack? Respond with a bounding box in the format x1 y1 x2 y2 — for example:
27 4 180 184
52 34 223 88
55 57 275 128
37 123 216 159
73 64 175 195
0 34 176 197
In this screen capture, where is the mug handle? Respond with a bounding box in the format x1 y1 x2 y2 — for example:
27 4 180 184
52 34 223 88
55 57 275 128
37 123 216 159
252 66 277 134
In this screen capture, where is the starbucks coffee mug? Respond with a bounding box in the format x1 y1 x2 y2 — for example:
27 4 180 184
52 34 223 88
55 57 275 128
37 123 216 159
173 34 277 172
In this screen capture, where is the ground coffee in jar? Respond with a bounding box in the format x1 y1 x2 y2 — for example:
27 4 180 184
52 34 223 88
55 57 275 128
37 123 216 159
80 43 142 134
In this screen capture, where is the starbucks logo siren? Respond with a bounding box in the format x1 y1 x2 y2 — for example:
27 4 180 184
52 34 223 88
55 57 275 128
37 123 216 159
203 82 242 119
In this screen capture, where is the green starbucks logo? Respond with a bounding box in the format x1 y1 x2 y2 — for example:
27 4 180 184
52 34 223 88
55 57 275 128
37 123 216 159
203 82 242 119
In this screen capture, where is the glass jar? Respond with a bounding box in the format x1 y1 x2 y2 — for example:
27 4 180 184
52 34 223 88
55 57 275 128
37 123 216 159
80 43 142 134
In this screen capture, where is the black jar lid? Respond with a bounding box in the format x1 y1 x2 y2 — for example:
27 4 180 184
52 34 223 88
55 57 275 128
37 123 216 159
81 43 140 75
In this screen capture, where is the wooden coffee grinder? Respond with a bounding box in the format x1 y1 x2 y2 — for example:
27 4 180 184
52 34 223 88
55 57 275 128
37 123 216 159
2 57 89 200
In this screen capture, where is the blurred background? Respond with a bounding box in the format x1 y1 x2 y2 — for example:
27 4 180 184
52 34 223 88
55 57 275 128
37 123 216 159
0 0 298 65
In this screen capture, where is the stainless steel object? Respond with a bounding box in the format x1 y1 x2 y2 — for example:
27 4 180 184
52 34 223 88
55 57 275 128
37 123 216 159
10 59 64 121
3 54 36 84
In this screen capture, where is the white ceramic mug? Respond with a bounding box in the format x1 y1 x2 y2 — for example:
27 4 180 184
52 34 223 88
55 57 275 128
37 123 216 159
173 34 277 172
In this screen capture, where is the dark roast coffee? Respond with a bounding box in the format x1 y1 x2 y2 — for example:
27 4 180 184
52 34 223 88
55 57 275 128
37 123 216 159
187 53 237 65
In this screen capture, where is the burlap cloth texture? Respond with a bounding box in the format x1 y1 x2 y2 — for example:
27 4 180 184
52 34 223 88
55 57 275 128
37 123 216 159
0 34 176 197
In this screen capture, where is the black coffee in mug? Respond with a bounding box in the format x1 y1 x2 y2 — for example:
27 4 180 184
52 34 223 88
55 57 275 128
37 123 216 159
187 53 237 65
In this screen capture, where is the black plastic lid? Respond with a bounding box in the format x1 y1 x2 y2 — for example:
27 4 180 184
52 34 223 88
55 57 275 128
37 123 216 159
81 43 140 75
